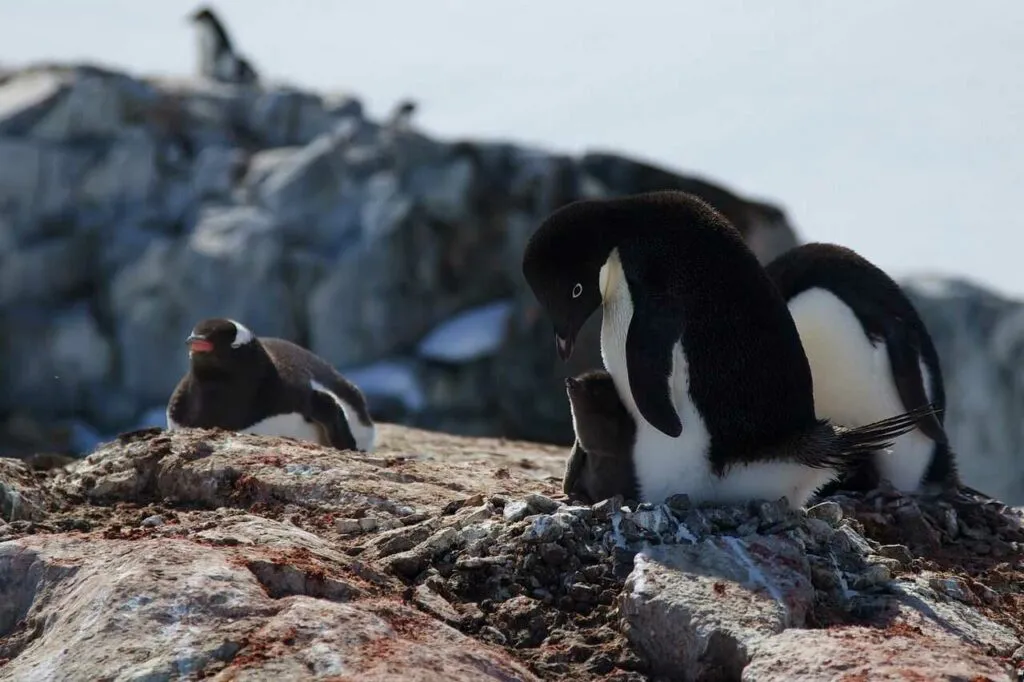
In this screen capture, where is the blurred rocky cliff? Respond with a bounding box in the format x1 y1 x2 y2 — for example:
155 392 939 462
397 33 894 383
0 63 1021 504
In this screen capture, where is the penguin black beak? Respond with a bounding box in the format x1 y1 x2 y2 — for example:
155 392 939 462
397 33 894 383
555 334 575 361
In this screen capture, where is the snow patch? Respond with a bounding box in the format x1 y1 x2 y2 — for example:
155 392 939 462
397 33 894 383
416 299 514 364
343 359 425 412
723 535 789 618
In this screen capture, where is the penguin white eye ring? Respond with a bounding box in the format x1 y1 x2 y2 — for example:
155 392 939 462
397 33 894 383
572 283 583 299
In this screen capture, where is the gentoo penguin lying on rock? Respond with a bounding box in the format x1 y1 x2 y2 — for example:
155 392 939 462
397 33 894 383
764 242 958 493
563 370 640 504
166 318 376 452
522 190 936 508
188 6 259 85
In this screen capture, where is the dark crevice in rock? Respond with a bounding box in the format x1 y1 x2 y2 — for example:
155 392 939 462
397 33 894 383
246 559 363 603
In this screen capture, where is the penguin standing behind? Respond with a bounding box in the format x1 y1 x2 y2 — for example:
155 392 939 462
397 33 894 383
167 318 376 452
764 242 958 492
522 190 935 508
563 370 640 504
387 99 417 134
188 6 260 85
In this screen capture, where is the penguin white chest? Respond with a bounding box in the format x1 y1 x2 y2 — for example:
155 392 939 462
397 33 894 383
242 413 326 445
787 287 935 491
597 251 713 504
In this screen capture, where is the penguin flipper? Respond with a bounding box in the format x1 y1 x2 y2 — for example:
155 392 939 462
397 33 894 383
308 390 358 451
882 320 949 445
625 311 683 438
563 441 588 499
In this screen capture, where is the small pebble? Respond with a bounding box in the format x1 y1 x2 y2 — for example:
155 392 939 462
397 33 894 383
503 500 530 522
141 515 164 527
335 518 362 534
524 493 560 514
851 563 891 589
877 544 913 566
522 515 567 543
665 494 691 512
540 542 569 566
805 518 834 544
806 501 843 526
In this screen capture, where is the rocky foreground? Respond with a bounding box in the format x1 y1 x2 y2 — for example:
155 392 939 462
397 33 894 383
1 427 1022 681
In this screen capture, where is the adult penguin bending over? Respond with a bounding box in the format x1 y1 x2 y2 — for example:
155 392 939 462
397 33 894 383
522 190 935 507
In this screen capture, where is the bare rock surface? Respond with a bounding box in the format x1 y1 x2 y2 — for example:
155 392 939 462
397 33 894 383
2 427 1021 681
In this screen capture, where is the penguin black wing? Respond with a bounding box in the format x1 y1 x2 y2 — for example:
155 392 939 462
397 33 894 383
307 387 358 451
166 374 193 428
562 441 588 498
880 316 949 446
621 259 686 438
259 338 376 450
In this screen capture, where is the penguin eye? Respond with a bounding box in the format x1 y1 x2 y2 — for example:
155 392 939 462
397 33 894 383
571 283 583 299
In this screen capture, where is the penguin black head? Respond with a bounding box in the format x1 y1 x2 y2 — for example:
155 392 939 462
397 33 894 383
188 6 217 23
521 200 620 360
185 317 260 376
565 371 634 453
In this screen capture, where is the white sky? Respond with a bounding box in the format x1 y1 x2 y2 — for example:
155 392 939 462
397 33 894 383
3 1 1022 297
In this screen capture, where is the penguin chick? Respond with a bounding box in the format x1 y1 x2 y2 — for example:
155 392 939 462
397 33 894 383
522 189 938 507
764 242 958 492
563 370 639 504
188 5 259 85
166 318 375 452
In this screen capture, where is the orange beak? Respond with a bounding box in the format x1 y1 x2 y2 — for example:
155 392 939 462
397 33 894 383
186 334 214 353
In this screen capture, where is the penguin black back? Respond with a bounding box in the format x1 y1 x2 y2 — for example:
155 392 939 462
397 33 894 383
522 190 818 471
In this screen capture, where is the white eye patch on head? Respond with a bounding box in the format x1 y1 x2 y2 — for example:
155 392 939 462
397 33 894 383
229 320 255 347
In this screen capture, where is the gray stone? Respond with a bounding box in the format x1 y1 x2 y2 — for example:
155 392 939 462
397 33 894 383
743 626 1010 682
523 493 560 515
0 234 93 306
0 303 114 418
502 500 530 523
805 501 843 526
906 277 1024 505
620 535 814 680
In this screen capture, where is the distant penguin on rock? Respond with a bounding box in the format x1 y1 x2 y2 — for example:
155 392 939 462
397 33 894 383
387 99 417 133
166 318 376 452
188 5 259 85
764 242 958 492
522 190 937 508
563 370 639 504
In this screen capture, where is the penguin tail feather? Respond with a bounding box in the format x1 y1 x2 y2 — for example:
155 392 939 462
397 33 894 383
830 402 943 463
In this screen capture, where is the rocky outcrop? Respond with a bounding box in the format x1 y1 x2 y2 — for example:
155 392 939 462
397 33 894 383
1 62 1023 507
1 427 1021 680
0 63 794 445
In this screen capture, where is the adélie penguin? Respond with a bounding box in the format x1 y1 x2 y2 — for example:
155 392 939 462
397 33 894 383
522 190 938 508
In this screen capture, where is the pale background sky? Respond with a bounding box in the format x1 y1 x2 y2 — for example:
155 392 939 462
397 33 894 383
3 1 1022 297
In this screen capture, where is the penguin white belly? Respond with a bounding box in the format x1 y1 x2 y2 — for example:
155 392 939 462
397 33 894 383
787 288 934 491
241 413 326 445
599 251 714 503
